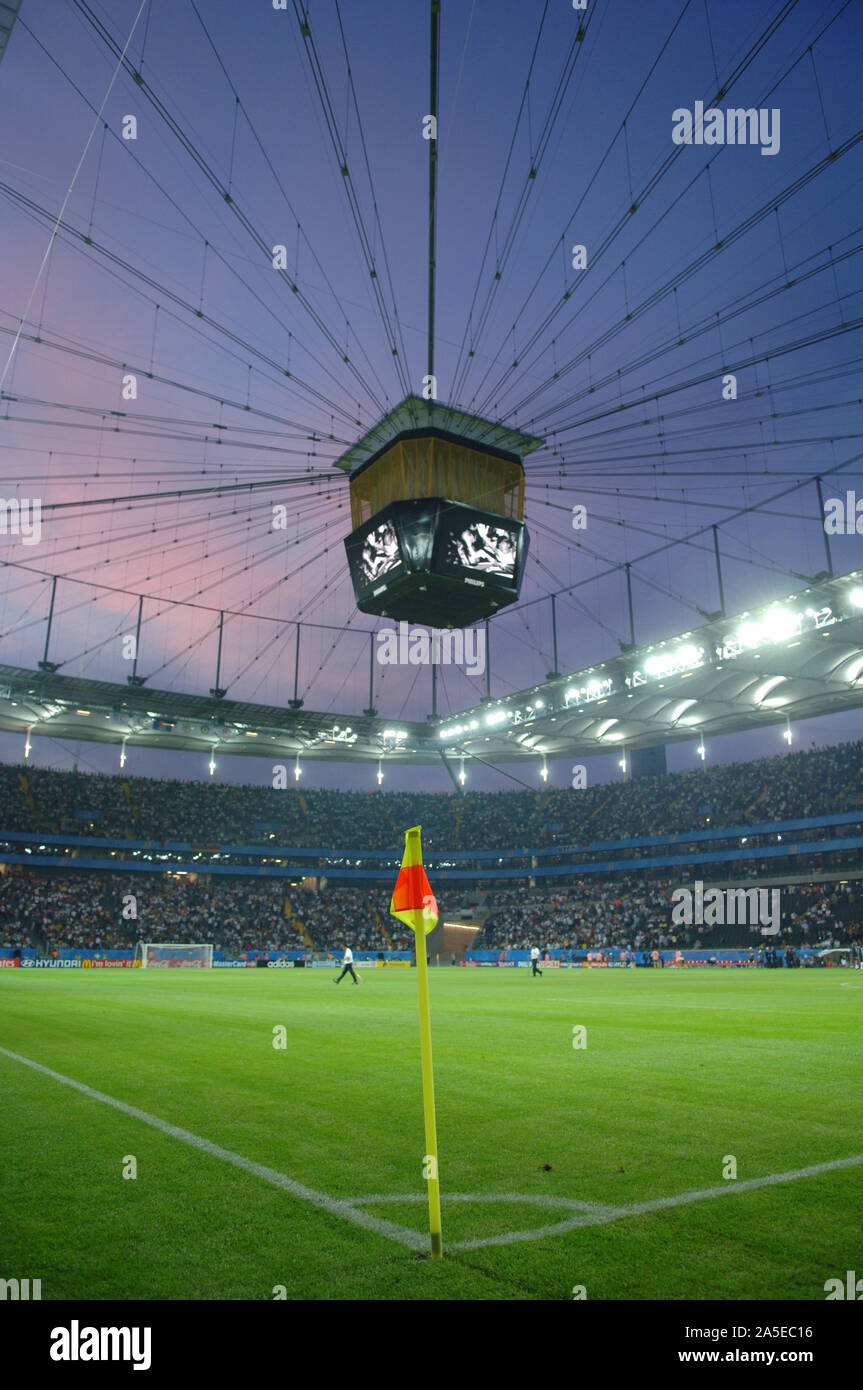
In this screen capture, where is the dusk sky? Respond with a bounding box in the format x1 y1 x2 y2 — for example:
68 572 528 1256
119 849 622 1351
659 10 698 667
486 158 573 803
0 0 861 790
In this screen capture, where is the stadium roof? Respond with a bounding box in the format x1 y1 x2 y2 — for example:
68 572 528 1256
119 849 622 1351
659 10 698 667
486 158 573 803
0 1 21 66
1 570 861 769
1 3 862 769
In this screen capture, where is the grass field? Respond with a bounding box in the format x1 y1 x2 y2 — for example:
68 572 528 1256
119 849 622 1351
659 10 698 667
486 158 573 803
1 965 861 1301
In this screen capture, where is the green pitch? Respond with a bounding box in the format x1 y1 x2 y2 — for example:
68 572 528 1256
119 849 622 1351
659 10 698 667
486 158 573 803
1 966 861 1301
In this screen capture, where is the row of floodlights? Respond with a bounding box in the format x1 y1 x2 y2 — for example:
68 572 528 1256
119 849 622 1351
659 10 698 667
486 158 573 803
438 699 546 741
437 587 863 744
18 719 798 788
14 590 863 760
638 603 843 681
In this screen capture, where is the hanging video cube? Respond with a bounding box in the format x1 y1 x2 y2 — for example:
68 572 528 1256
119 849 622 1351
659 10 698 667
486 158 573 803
345 497 529 627
338 399 542 629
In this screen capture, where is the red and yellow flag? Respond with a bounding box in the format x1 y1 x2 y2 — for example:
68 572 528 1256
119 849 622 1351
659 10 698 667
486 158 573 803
390 825 442 1258
390 825 438 936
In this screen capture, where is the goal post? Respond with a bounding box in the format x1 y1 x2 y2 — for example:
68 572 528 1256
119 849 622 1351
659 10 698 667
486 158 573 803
134 943 214 970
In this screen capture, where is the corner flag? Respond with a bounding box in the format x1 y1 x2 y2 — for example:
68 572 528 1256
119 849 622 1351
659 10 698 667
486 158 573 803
390 826 442 1258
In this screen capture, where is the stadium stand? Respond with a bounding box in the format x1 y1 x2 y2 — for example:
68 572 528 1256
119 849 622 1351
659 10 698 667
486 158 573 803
0 741 860 955
0 868 858 955
0 738 861 850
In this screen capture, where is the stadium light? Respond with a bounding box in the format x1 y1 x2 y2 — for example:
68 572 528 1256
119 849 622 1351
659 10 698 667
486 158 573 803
765 608 801 640
850 587 863 609
644 644 700 677
376 759 384 786
737 621 761 647
540 755 548 782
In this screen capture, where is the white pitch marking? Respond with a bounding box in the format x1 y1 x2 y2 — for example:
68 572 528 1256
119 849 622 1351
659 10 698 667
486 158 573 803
0 1046 425 1252
4 1046 861 1256
442 1154 863 1251
348 1192 617 1214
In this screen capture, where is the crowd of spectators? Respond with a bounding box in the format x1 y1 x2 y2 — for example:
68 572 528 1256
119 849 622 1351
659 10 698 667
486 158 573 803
0 868 857 954
480 881 693 952
0 870 464 955
0 738 861 852
284 885 395 953
775 881 861 943
479 878 859 951
0 872 303 954
0 738 860 955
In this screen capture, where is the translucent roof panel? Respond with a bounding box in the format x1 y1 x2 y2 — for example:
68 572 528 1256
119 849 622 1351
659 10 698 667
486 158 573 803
333 396 544 474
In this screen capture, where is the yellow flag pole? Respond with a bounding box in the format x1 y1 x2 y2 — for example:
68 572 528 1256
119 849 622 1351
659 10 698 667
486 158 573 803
391 825 442 1259
414 919 442 1258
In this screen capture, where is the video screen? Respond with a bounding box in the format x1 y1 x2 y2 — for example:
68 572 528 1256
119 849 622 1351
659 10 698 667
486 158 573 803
358 519 402 585
443 519 520 579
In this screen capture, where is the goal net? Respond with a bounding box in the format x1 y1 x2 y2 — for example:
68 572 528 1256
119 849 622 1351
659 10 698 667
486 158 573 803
134 943 214 970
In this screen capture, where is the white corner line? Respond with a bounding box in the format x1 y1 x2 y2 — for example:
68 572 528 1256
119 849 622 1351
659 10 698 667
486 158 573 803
0 1045 426 1253
348 1192 617 1214
4 1045 860 1257
444 1153 863 1251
